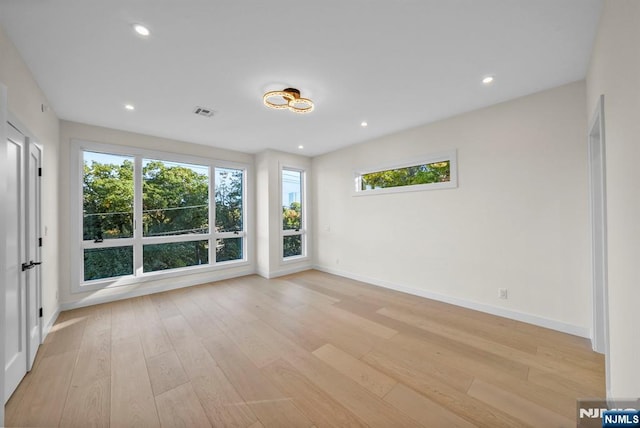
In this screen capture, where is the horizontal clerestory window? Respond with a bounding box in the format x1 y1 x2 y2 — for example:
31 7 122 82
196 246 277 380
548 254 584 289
354 150 457 195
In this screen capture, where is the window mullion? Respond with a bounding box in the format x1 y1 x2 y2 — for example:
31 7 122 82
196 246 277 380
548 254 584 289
215 231 245 239
134 155 143 276
82 238 135 249
141 233 213 245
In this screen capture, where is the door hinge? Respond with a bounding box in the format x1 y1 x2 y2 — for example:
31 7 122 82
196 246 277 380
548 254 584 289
39 237 43 247
39 308 43 318
38 167 42 177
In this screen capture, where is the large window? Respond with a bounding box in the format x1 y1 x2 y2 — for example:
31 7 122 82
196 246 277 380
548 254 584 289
76 142 248 288
354 151 457 195
281 167 305 259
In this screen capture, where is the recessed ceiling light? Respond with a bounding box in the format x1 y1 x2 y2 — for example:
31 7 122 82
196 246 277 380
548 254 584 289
124 104 135 111
482 76 495 85
133 24 150 37
298 145 304 149
361 121 368 127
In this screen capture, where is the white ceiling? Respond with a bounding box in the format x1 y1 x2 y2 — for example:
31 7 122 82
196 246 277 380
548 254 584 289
0 0 602 157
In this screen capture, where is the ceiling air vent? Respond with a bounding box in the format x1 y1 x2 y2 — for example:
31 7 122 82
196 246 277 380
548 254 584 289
193 106 214 117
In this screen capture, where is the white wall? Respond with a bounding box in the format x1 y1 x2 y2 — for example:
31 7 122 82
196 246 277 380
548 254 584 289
313 81 591 336
58 120 255 308
586 0 640 398
0 23 61 341
255 151 271 275
255 149 312 278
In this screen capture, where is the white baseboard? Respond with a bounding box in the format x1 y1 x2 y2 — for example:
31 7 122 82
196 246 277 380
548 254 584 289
60 268 255 311
256 267 270 279
313 265 590 338
42 306 60 342
257 264 312 279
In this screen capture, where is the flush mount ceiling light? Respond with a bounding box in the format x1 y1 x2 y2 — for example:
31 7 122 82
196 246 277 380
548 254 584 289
263 88 314 114
482 75 495 85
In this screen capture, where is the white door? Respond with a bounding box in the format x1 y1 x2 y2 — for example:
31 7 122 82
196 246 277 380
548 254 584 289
26 142 42 370
4 122 41 402
4 123 27 401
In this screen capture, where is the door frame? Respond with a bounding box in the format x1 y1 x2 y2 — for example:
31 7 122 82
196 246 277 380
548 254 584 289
0 81 8 428
588 94 610 391
26 140 43 369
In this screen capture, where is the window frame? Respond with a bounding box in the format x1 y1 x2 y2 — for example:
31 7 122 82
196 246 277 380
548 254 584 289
280 165 308 262
353 150 458 196
70 140 250 292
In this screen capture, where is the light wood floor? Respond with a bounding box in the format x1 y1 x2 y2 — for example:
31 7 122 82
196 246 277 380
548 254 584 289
5 270 605 427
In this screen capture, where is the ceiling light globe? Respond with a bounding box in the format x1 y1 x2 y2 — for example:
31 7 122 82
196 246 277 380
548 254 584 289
288 98 314 114
482 76 494 85
133 24 150 36
264 91 295 109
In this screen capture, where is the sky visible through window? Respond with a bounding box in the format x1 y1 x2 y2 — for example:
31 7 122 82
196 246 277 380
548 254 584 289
83 151 132 166
83 151 209 176
282 169 301 207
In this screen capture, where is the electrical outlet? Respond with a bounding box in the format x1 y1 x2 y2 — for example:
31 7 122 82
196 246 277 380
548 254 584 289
499 288 508 299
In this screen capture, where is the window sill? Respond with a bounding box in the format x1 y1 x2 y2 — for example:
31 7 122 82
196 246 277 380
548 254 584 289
281 255 310 265
352 180 457 197
74 259 251 293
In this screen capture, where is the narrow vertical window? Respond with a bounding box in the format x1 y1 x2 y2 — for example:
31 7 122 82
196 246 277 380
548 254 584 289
215 167 245 262
282 168 305 258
